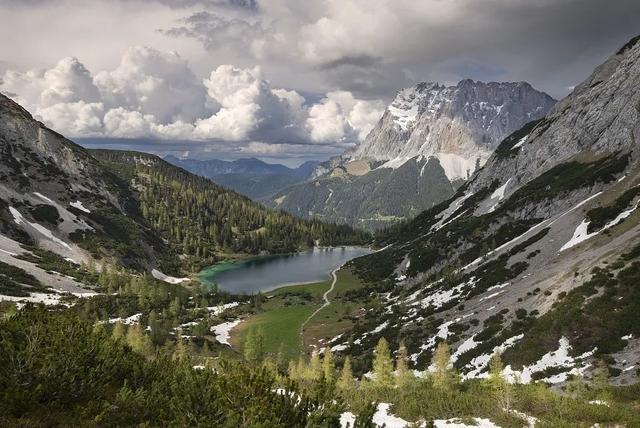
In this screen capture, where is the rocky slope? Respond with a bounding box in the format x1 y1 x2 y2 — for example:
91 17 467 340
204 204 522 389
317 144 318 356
268 80 555 229
323 36 640 385
0 94 176 266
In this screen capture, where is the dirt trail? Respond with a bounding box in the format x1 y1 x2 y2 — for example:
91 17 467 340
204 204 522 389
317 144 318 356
299 265 341 346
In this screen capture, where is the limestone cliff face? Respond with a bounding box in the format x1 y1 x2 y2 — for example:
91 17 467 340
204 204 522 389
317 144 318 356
348 80 556 181
470 37 640 204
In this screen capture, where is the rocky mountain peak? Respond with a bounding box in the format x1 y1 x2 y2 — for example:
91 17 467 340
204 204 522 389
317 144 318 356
348 78 555 181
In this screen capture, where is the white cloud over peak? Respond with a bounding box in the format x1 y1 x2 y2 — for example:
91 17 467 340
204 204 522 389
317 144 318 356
0 46 383 150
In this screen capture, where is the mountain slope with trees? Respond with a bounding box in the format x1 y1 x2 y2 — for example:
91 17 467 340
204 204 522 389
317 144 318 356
316 35 640 387
92 149 370 270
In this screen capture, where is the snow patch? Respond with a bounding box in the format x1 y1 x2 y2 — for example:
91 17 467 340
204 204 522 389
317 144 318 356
488 178 512 212
339 411 356 428
560 199 639 252
463 334 524 379
0 292 63 306
9 206 71 249
151 269 189 284
432 192 474 231
331 343 348 352
33 192 55 204
412 277 475 310
70 201 91 213
211 319 241 345
502 337 595 384
511 134 530 150
372 403 414 428
208 302 240 315
451 335 479 363
434 418 501 428
105 313 142 325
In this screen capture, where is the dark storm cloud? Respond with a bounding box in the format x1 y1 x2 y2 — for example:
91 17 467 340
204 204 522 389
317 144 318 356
0 0 258 9
318 55 382 70
161 11 264 51
149 0 258 11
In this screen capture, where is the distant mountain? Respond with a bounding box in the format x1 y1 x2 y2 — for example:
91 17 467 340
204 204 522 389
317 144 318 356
268 80 555 229
269 157 455 230
164 156 320 199
330 36 640 384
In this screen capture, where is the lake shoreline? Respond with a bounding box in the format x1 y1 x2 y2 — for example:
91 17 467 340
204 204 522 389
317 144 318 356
198 246 372 294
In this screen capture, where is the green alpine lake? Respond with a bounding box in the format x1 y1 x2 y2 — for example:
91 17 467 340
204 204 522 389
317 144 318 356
198 246 372 294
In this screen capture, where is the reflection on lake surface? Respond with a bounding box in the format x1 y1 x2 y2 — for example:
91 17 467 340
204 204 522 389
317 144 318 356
198 246 372 294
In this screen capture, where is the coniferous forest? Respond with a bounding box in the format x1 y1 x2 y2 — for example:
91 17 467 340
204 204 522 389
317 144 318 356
92 150 371 268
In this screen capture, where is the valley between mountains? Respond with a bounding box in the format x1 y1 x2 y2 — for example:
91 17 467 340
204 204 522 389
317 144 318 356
2 35 640 427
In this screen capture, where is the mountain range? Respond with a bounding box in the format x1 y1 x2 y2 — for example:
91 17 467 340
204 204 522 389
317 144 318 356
267 80 556 229
164 156 320 199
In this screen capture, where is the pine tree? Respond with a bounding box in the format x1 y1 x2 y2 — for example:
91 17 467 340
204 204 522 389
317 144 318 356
566 373 587 399
126 323 154 356
395 341 414 387
308 351 322 381
112 321 126 342
337 356 355 394
372 337 394 388
592 359 612 401
173 330 189 361
288 360 299 381
243 328 265 364
275 343 287 373
322 347 335 384
431 342 456 391
487 352 512 411
487 351 504 388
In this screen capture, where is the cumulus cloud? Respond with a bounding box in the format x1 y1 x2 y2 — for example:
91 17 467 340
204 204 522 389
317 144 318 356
0 47 383 148
307 91 384 143
1 57 100 111
95 46 209 124
38 101 105 137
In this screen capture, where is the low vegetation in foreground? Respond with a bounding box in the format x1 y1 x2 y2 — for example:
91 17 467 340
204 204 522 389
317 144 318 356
2 305 640 427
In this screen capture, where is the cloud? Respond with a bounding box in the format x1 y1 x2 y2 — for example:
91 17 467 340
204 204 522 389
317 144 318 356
1 47 383 149
161 11 265 53
306 91 384 143
1 57 100 111
159 0 640 99
38 101 105 137
94 46 209 124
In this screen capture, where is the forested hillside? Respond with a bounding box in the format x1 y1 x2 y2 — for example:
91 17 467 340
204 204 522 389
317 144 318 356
92 150 370 270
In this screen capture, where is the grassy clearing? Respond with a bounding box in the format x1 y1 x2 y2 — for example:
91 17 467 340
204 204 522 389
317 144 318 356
233 305 318 360
230 269 367 361
231 278 332 360
303 269 367 350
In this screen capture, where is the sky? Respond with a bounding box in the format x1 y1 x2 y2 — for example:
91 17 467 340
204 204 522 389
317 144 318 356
1 0 639 166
